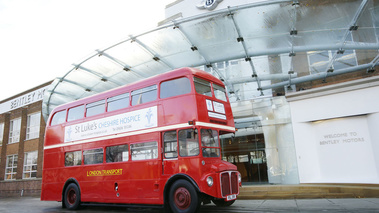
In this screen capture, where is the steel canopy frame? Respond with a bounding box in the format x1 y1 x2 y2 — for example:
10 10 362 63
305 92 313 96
42 0 379 121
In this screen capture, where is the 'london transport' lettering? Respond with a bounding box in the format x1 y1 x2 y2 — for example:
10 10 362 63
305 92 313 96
87 169 123 177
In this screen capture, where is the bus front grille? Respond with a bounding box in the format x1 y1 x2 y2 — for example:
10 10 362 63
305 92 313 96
220 171 239 197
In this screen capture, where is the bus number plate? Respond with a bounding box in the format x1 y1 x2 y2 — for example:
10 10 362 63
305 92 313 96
227 194 237 201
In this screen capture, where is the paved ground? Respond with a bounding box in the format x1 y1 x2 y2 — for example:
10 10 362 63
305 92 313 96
1 197 379 212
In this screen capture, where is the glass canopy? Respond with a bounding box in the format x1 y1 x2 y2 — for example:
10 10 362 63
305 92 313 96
42 0 379 120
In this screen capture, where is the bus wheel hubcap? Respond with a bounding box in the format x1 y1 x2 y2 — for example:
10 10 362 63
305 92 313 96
174 187 191 209
67 189 76 205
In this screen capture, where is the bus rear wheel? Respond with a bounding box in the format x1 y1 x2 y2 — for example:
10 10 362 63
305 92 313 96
63 183 81 210
169 180 200 213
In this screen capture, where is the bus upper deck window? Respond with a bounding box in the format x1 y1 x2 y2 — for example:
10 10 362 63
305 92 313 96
67 105 84 122
131 85 157 106
194 77 212 97
213 84 227 102
50 110 66 126
160 77 191 99
108 93 129 112
86 100 105 117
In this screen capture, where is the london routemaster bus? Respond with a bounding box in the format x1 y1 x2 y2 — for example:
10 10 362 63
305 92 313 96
41 67 240 213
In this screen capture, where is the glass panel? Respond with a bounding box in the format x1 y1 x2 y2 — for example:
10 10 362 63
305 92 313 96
106 145 129 163
131 85 157 105
86 100 105 117
160 77 191 99
194 77 212 97
67 105 84 122
179 129 199 157
83 148 103 165
164 131 178 158
131 141 158 160
107 93 129 112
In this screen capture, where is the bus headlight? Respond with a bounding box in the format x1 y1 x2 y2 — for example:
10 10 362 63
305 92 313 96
206 176 213 187
238 173 242 183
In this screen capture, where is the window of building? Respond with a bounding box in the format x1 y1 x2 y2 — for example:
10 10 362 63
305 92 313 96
5 155 18 180
65 151 82 166
106 144 129 163
9 118 21 144
201 129 220 158
67 105 84 122
213 84 227 102
179 129 199 157
50 110 66 126
194 77 212 97
131 141 158 160
160 77 191 99
86 100 105 117
23 151 37 179
107 93 129 112
0 123 4 145
131 85 157 106
83 148 103 165
164 131 178 158
26 112 41 140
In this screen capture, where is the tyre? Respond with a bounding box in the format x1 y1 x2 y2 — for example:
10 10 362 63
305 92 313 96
169 180 200 213
63 183 81 210
212 198 235 207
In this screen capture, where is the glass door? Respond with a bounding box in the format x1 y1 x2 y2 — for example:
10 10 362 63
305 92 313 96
221 132 268 184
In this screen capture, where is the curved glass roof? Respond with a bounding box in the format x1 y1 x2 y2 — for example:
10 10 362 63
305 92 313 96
42 0 379 120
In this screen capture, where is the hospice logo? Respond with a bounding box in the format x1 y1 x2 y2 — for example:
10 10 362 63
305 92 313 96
145 108 154 127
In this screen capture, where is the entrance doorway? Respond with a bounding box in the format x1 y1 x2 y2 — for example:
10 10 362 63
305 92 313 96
221 133 268 183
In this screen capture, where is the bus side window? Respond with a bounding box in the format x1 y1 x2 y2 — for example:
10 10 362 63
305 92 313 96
131 142 158 160
106 145 129 163
213 84 227 102
107 93 129 112
163 131 178 158
194 77 212 97
131 85 157 106
160 77 191 99
50 110 66 126
65 151 82 166
178 129 199 157
67 105 84 122
86 100 105 117
83 148 103 165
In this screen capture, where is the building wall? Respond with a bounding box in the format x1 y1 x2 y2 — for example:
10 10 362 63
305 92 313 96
287 76 379 183
0 82 50 197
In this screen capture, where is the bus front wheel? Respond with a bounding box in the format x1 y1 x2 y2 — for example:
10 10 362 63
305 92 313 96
169 180 200 213
63 183 81 210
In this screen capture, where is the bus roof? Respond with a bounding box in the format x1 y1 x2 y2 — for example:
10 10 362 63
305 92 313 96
50 67 223 113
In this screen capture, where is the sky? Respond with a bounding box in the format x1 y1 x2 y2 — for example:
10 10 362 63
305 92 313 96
0 0 173 100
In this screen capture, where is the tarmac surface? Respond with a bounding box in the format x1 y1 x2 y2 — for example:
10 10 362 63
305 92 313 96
1 197 379 212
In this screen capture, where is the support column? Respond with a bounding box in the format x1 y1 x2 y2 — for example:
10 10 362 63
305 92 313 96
16 108 27 180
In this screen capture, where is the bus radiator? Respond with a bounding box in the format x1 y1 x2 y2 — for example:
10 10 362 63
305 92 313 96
220 171 239 197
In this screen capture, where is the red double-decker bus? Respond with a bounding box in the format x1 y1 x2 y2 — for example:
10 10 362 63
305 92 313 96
41 67 240 213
